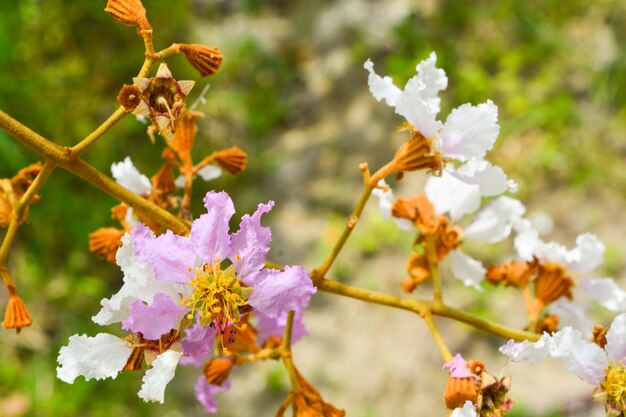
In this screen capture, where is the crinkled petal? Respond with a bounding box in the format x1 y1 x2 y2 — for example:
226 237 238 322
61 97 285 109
246 266 316 318
425 171 481 221
464 196 525 243
549 298 593 337
229 201 274 277
440 101 499 162
443 353 473 378
451 159 518 196
197 165 222 182
93 232 188 325
395 90 442 138
195 377 230 414
449 250 486 291
566 233 605 273
138 349 183 403
580 278 626 312
121 293 187 340
550 327 608 385
513 221 542 261
132 224 195 283
111 157 152 195
499 333 552 364
372 180 414 231
180 316 217 368
451 401 478 417
256 310 308 345
191 191 235 265
605 313 626 363
363 59 402 106
57 333 132 383
413 51 448 114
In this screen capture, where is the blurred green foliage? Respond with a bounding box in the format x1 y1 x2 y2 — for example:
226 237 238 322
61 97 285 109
0 0 624 416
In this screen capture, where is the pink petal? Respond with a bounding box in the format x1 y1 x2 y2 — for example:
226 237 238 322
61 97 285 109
121 293 188 340
191 191 235 265
180 317 217 368
247 266 316 318
229 201 274 277
255 310 308 345
194 377 230 414
443 353 473 378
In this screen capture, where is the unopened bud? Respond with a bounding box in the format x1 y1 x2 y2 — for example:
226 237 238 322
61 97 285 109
444 377 478 410
89 227 125 263
3 286 32 332
203 357 234 385
105 0 147 27
214 147 247 175
179 44 223 77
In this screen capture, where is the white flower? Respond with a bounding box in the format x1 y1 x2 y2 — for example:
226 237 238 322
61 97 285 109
111 157 153 196
174 165 222 188
451 401 478 417
137 349 183 403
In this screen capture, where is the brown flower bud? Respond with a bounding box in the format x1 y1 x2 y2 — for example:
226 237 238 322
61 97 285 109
203 357 234 385
179 44 223 77
537 314 560 334
118 84 142 112
592 324 608 348
486 260 534 288
3 286 32 331
214 147 248 175
444 377 478 410
89 227 125 263
404 253 431 291
105 0 147 27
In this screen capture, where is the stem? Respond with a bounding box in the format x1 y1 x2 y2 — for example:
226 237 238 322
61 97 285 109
422 310 453 362
425 235 443 302
280 311 300 390
311 183 374 283
71 107 127 155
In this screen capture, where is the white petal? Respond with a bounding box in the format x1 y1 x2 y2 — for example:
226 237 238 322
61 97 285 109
413 51 448 114
133 101 150 117
177 80 195 96
138 349 183 403
450 401 478 417
395 91 442 138
197 165 222 182
499 333 552 364
449 250 486 291
565 233 605 273
550 327 608 385
363 59 402 106
132 77 150 92
57 333 132 383
549 298 593 337
125 207 140 229
528 211 554 236
451 159 517 196
156 63 172 79
92 233 188 325
440 100 499 162
424 171 481 221
580 278 626 312
465 196 525 243
371 180 413 231
605 313 626 362
174 175 186 188
513 224 542 261
111 157 153 196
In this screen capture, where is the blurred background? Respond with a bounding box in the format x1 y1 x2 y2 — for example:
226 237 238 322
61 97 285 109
1 0 626 416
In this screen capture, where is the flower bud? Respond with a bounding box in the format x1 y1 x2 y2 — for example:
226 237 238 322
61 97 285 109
117 84 142 112
214 147 248 175
2 286 32 332
444 377 478 410
403 253 430 292
179 44 223 77
104 0 147 27
592 324 608 348
89 227 125 263
203 357 234 385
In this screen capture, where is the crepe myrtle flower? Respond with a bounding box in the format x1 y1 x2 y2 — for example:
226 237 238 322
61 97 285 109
364 52 516 191
500 313 626 415
57 191 315 405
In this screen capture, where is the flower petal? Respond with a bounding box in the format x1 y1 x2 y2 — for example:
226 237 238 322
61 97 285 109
499 333 552 364
580 278 626 312
395 90 442 138
180 317 217 368
605 313 626 362
451 401 478 417
229 201 274 277
451 159 518 196
197 165 222 182
138 349 183 403
256 310 308 345
111 157 152 195
440 100 499 162
464 196 525 243
121 293 187 340
57 333 132 383
194 377 230 414
443 353 473 378
363 59 401 106
132 224 196 283
449 250 486 291
191 191 235 265
371 180 414 231
246 266 316 318
413 51 448 114
565 233 605 273
425 171 481 221
550 327 607 385
549 298 593 337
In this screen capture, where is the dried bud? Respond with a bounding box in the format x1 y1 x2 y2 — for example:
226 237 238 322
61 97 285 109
391 195 436 233
537 314 560 334
214 147 248 175
437 223 463 257
179 44 223 77
203 357 234 385
391 131 442 174
534 263 574 306
104 0 147 27
403 253 431 291
89 227 125 263
3 286 32 331
592 324 608 348
444 377 479 410
118 84 142 112
486 260 534 288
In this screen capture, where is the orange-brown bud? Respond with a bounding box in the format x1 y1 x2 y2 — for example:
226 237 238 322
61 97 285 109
537 314 560 334
105 0 147 27
118 84 142 112
203 357 234 385
466 360 485 376
3 287 32 331
404 253 431 291
392 131 442 174
179 44 223 77
89 227 125 263
486 260 534 288
391 197 421 222
444 377 478 410
592 324 608 348
534 263 574 305
214 147 248 175
437 223 463 256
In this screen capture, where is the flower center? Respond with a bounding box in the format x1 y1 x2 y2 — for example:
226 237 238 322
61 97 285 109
182 263 251 330
602 363 626 409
